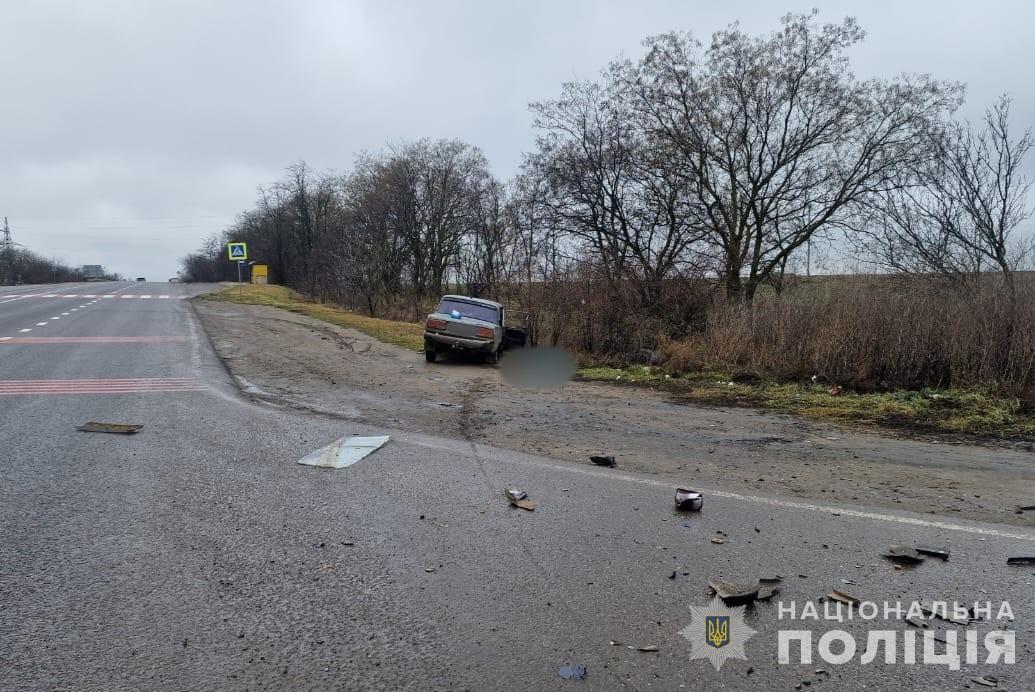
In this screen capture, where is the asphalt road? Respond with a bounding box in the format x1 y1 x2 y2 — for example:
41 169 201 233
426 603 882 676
1 282 1033 690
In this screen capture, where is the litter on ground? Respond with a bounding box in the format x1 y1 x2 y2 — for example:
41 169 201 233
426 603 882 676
674 488 704 511
296 435 391 469
76 422 143 434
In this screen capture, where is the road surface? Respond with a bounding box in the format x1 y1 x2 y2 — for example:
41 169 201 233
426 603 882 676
1 282 1032 690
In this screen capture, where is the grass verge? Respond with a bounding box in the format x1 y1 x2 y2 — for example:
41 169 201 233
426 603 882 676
578 366 1035 439
198 284 425 352
200 284 1035 440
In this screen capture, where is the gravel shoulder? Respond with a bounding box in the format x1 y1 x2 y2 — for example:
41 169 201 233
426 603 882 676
194 300 1035 527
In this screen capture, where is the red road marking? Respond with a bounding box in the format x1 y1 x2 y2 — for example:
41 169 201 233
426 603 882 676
0 336 190 344
0 378 208 395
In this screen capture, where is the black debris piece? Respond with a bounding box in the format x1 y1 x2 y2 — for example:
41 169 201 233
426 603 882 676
675 488 704 511
589 455 616 467
915 545 950 561
1006 556 1035 565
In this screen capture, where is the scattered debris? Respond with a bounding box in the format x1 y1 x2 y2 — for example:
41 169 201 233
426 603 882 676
710 535 726 545
882 545 924 565
674 488 704 511
76 421 143 434
756 584 781 601
558 664 587 680
340 541 354 546
668 571 677 580
708 580 759 606
759 576 784 584
840 579 856 586
905 617 928 629
589 455 616 467
828 385 843 396
608 640 622 646
636 645 659 653
971 676 998 688
919 602 970 626
915 545 950 561
1018 504 1035 511
1006 556 1035 565
424 567 436 573
505 489 536 511
296 435 391 469
827 590 860 606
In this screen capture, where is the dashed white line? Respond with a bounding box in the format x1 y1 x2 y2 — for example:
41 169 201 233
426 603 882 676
36 322 47 326
50 317 61 320
0 337 11 341
19 329 31 333
61 312 70 316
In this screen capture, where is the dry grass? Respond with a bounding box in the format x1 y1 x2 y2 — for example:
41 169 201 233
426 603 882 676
578 365 1035 439
199 284 425 351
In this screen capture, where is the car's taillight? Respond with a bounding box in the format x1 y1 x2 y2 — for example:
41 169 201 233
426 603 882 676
426 318 447 330
475 327 494 339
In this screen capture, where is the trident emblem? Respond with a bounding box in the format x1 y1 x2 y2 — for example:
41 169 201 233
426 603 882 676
706 615 730 648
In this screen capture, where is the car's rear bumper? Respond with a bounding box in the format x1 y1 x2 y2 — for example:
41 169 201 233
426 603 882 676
424 332 495 353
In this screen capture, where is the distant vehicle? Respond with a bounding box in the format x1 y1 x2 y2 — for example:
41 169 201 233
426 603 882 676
423 295 528 364
135 277 146 282
168 278 180 283
86 277 106 282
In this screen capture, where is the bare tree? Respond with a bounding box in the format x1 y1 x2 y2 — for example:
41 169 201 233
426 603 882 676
619 12 963 301
863 96 1033 289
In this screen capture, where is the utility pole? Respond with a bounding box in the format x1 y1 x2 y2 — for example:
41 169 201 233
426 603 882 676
1 217 14 286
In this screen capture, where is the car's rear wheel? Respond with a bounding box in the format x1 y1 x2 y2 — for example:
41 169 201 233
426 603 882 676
425 349 437 363
485 348 500 365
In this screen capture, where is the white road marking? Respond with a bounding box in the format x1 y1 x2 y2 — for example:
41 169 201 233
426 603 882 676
50 317 60 320
140 294 151 298
432 440 1035 542
36 322 47 326
19 329 30 333
0 337 11 341
61 312 70 316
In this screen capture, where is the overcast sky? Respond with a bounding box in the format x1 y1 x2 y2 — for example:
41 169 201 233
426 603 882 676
3 0 1033 280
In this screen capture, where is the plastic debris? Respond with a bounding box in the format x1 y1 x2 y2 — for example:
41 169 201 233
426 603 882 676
636 645 659 653
708 579 759 606
883 545 924 565
827 590 860 606
505 489 536 511
915 545 950 561
674 488 704 511
1018 504 1035 511
971 676 998 688
1006 556 1035 565
558 664 587 680
589 455 616 467
710 535 726 545
77 422 143 434
296 435 390 469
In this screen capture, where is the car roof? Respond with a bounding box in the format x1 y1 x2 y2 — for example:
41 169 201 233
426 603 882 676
440 295 503 310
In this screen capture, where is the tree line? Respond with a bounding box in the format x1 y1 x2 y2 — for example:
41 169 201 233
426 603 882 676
181 12 1033 372
0 245 94 285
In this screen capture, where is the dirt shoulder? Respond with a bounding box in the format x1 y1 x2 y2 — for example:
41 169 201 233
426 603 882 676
194 298 1035 527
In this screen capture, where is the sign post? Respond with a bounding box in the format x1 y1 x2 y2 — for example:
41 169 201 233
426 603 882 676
227 243 248 283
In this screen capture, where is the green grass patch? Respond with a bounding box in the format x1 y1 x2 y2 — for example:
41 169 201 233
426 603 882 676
199 284 425 352
578 365 1035 439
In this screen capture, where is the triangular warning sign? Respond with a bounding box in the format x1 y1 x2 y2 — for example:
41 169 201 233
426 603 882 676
230 245 244 257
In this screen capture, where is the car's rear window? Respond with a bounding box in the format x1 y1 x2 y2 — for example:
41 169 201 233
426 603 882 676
437 299 499 324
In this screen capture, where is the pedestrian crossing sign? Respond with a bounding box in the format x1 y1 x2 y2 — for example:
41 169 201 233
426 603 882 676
227 242 248 260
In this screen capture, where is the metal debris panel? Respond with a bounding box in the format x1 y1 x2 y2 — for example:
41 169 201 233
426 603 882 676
296 435 391 469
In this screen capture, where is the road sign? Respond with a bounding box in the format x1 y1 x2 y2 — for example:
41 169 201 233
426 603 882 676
227 242 248 261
